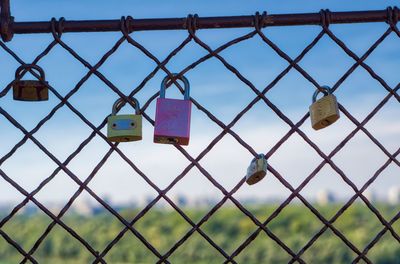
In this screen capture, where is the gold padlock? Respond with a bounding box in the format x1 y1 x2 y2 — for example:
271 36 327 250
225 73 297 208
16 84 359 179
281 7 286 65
246 154 267 185
13 64 48 101
309 86 340 130
107 97 142 142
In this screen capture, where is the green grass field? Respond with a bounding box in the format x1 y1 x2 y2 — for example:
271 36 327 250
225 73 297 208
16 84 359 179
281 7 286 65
0 203 399 263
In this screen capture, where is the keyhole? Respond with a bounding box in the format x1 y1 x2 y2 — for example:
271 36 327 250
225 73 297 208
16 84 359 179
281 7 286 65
168 138 177 143
321 119 330 126
112 123 117 128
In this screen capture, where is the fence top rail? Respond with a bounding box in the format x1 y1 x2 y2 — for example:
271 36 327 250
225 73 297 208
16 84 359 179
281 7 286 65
4 7 400 36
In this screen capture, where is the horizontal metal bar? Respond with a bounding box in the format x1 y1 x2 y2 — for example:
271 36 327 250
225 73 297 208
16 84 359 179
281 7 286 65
10 8 397 34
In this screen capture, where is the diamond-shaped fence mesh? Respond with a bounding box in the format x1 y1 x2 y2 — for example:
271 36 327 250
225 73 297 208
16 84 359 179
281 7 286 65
0 5 399 264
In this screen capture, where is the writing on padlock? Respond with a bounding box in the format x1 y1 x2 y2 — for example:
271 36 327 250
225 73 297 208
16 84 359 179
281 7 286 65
309 86 340 130
13 64 48 101
246 154 267 185
154 74 192 145
107 97 142 142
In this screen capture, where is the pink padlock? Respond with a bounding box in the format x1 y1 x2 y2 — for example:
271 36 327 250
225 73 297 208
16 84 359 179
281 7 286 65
154 74 192 145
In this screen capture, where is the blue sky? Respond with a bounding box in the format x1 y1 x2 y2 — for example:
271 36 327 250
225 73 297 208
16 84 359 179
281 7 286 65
0 1 399 207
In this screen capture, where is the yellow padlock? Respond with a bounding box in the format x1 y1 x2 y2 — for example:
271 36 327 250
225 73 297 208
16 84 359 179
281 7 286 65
107 97 142 142
246 154 267 185
309 86 340 130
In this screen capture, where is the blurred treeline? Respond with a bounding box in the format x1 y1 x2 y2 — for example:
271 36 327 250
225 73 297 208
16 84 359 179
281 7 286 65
0 203 399 263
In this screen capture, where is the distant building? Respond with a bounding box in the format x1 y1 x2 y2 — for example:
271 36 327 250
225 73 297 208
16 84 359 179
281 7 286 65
316 190 336 205
363 189 376 202
138 195 154 207
388 187 400 205
172 194 188 207
72 199 93 216
188 196 218 208
46 203 62 215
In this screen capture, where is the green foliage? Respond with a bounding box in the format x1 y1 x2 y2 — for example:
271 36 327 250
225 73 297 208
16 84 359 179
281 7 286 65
0 204 399 263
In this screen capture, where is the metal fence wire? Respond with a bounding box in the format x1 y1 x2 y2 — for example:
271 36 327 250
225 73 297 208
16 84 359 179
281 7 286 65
0 2 399 263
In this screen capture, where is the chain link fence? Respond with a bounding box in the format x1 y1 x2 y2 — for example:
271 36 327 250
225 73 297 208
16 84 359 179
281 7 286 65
0 3 399 263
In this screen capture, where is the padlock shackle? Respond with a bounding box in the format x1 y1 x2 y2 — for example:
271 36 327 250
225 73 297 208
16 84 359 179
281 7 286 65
112 97 140 115
160 73 190 100
251 153 266 163
312 85 332 103
15 64 45 80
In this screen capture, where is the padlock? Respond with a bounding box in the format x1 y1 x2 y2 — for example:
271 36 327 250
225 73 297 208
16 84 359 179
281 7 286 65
154 74 192 145
13 64 48 101
246 154 267 185
107 97 142 142
309 86 340 130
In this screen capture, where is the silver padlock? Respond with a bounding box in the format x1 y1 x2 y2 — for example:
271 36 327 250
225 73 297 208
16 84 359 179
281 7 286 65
246 154 267 185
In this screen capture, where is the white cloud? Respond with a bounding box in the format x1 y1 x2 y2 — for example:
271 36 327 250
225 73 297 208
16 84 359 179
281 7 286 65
0 100 398 205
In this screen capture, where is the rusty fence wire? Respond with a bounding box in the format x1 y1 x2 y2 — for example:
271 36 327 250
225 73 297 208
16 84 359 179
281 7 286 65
0 5 399 264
